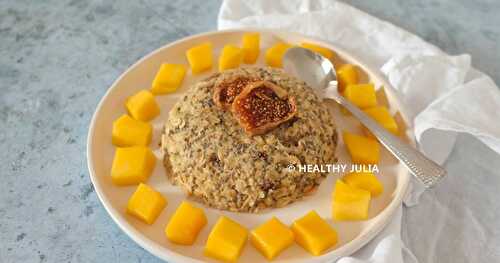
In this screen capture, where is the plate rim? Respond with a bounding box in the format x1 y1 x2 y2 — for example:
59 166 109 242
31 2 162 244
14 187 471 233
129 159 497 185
87 28 413 263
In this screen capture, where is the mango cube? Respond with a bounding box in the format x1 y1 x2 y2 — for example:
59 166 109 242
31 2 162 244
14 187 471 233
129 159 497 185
112 114 152 147
126 183 167 224
125 90 160 122
333 180 371 221
250 217 294 260
219 44 243 71
300 42 335 60
165 201 207 245
336 64 359 92
291 211 337 256
344 83 377 109
205 216 248 263
111 146 156 186
343 172 384 197
363 106 399 136
186 42 213 74
343 131 380 164
265 42 292 68
151 63 187 95
242 32 260 64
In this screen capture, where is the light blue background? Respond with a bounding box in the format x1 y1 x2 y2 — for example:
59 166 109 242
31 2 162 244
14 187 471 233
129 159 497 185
1 0 499 262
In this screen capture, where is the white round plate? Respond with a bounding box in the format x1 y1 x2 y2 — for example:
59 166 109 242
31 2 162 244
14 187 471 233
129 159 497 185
87 29 413 263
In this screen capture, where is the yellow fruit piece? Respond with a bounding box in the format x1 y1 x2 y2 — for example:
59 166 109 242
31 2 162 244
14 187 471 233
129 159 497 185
165 201 207 245
111 146 156 186
151 63 187 95
300 42 335 60
265 42 292 68
205 216 248 263
125 90 160 122
333 180 371 221
363 106 399 136
343 131 380 164
112 114 152 147
343 172 383 197
242 32 260 64
344 83 377 109
219 44 244 71
186 42 213 74
126 183 167 224
291 211 337 256
250 217 294 260
336 64 359 92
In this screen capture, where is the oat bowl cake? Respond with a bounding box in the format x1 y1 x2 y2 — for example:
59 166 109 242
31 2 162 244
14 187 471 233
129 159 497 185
161 67 338 212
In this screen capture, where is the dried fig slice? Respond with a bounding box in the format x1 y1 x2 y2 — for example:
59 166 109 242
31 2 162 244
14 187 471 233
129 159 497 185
213 75 258 110
232 81 297 135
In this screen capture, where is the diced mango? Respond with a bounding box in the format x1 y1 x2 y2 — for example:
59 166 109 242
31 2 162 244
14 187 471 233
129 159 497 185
111 146 156 186
291 211 337 256
186 42 213 74
112 114 152 147
343 131 380 164
343 172 384 197
333 180 371 221
151 63 187 95
250 217 294 260
165 201 207 245
363 106 399 136
336 64 359 92
300 42 335 60
218 44 243 71
205 216 248 263
265 42 292 68
344 83 377 109
126 183 167 224
242 32 260 64
125 90 160 122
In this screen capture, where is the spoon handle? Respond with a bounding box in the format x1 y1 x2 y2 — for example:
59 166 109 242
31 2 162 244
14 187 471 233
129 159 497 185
327 87 446 188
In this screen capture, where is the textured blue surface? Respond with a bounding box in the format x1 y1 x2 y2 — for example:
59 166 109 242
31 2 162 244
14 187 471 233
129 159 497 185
1 0 499 262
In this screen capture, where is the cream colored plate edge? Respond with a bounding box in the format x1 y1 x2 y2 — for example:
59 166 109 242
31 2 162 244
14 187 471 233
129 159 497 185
87 29 413 263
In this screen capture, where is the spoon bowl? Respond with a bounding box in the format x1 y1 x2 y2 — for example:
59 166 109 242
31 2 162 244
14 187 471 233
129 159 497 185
284 47 338 98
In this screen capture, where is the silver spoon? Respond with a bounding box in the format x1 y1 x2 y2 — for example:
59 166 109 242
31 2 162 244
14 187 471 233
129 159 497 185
283 47 446 188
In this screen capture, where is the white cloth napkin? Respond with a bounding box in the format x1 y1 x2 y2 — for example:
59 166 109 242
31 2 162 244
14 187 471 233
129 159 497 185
218 0 500 262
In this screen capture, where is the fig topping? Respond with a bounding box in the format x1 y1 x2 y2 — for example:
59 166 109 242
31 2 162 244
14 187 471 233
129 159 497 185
232 81 297 135
213 75 258 109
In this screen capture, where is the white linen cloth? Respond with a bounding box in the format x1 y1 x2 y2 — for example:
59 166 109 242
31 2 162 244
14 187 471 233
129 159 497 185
218 0 500 262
